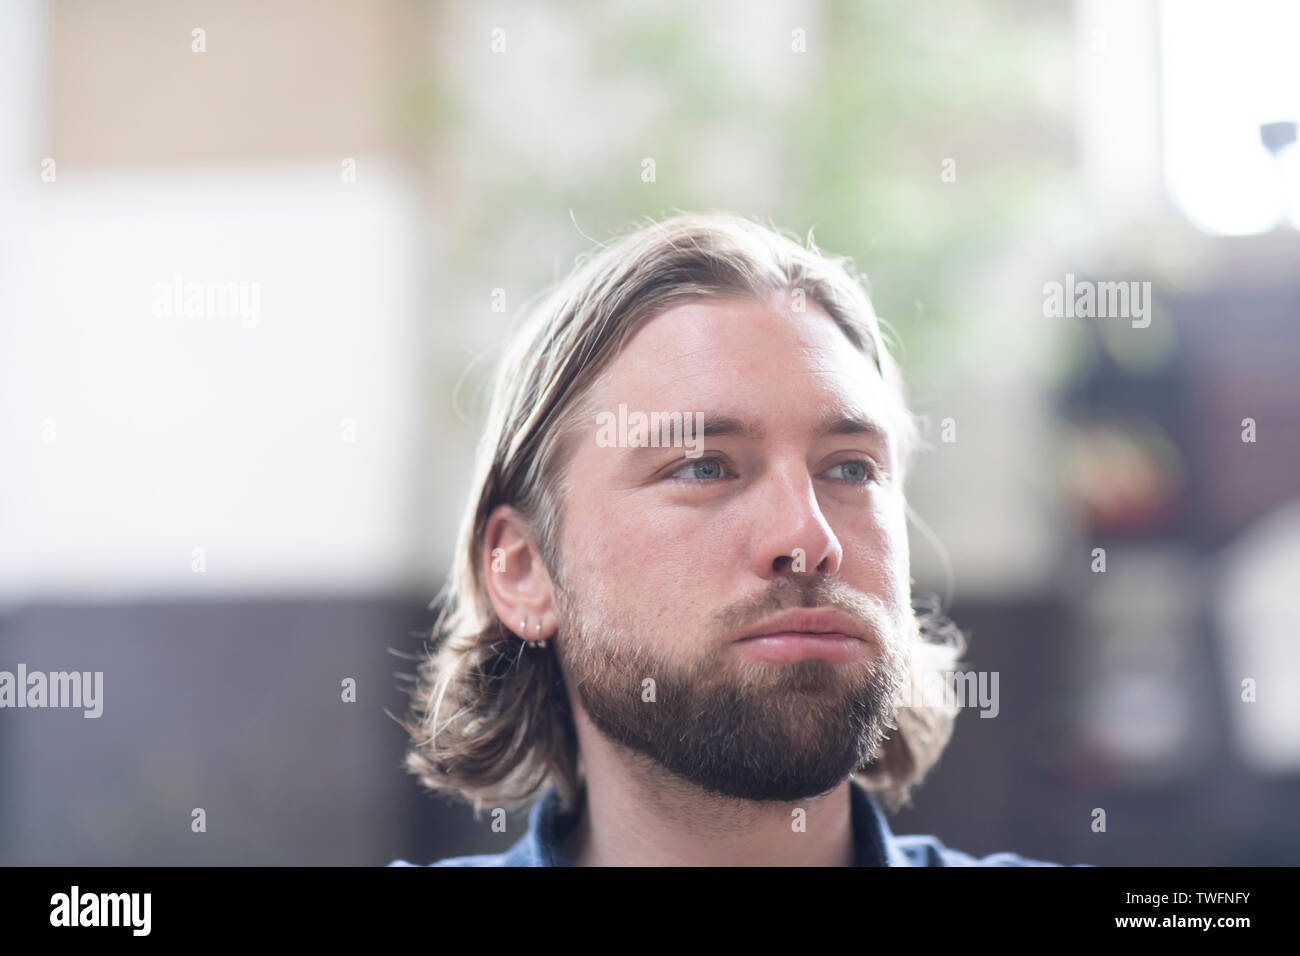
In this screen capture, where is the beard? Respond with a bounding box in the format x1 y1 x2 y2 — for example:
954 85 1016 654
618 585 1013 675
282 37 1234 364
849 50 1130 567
551 564 913 803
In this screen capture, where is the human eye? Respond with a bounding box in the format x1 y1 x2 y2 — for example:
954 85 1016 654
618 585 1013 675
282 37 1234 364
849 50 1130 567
821 458 879 483
666 456 733 482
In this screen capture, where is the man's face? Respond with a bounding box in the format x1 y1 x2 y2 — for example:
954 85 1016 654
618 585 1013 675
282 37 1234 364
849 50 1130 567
550 294 915 802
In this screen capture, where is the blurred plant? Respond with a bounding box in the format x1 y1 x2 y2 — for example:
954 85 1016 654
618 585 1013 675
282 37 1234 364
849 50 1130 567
408 0 1076 388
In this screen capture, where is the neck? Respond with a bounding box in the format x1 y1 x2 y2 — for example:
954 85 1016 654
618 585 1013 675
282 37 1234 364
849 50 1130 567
559 711 857 866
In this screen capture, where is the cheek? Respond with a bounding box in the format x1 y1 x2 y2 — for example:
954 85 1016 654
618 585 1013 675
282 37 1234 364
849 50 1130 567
879 502 912 607
876 490 910 566
558 497 716 649
564 469 709 577
573 515 708 604
841 493 910 596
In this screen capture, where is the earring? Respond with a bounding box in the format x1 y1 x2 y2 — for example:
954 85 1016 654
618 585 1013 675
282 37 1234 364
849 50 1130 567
520 618 547 649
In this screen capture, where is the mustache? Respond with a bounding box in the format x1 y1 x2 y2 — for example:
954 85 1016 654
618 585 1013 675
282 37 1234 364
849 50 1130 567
714 577 890 643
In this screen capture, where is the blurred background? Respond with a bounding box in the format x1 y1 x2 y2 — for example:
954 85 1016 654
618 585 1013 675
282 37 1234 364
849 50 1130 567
2 0 1298 865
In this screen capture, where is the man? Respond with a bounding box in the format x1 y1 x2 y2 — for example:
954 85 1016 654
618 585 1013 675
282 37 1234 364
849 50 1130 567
392 212 1080 866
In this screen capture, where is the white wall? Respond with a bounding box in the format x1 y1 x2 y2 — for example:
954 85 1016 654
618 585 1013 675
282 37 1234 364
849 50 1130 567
2 162 426 603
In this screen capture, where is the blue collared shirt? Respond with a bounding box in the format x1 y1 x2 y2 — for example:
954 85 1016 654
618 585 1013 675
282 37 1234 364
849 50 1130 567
390 779 1077 867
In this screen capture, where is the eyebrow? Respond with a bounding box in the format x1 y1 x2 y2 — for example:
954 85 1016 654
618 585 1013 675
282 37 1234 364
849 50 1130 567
697 409 890 443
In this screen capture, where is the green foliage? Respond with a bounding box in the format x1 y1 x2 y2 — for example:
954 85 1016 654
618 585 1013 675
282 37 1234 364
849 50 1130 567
415 0 1076 383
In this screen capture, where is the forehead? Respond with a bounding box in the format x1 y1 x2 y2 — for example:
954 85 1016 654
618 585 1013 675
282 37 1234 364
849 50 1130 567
591 295 893 431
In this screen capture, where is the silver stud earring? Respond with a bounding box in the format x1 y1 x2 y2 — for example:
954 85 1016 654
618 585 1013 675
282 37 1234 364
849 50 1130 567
535 619 547 649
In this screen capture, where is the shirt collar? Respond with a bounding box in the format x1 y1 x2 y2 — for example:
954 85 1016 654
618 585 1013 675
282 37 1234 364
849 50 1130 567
504 775 909 866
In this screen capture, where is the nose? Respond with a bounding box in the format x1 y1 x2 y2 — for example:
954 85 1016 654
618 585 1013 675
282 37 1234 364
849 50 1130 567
749 460 843 579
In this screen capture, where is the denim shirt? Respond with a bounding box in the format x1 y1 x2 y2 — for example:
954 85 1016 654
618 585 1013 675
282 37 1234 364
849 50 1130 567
390 779 1077 867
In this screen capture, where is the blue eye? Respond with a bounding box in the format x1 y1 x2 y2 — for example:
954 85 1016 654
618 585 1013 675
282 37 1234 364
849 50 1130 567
823 459 876 482
668 457 730 481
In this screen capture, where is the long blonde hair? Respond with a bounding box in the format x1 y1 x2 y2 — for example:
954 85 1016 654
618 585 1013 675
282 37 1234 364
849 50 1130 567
400 211 964 816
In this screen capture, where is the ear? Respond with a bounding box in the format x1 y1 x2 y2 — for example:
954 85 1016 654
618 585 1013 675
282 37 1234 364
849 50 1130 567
482 503 557 643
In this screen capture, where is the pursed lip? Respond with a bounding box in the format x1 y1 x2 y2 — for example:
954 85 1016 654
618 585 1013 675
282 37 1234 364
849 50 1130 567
734 607 870 643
